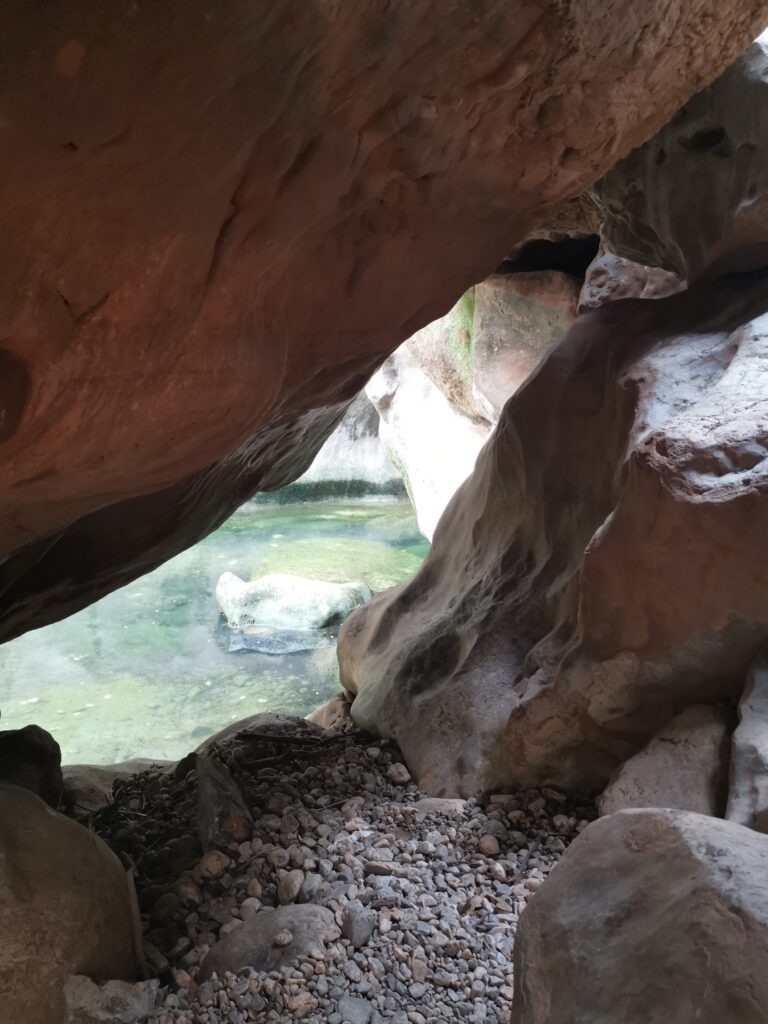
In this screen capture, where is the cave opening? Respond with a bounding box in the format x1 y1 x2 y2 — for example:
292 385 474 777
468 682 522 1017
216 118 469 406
495 233 601 280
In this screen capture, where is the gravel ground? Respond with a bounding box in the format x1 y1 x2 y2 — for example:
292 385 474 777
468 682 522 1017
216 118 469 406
92 717 594 1023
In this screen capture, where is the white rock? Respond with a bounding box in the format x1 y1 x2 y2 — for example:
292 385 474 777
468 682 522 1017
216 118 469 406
216 571 371 632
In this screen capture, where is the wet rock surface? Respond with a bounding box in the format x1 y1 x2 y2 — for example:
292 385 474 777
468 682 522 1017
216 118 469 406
89 717 594 1023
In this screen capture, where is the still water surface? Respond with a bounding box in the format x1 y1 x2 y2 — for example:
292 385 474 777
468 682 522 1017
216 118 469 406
0 499 427 764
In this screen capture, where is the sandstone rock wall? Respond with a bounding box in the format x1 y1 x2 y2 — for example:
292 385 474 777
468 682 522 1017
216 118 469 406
0 0 765 641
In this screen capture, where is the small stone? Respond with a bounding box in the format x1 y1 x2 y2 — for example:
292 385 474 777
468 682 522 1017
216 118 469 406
409 982 427 999
198 850 231 880
478 835 501 856
338 993 373 1024
273 929 293 947
342 901 376 948
278 869 305 904
387 763 412 785
246 878 263 899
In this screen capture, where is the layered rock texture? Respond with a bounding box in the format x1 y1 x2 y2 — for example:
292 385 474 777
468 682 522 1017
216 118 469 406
512 809 768 1024
1 0 766 641
340 274 768 795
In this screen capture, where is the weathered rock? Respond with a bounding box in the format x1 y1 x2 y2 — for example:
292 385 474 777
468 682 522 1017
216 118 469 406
579 245 684 311
196 753 253 850
728 647 768 830
0 724 63 807
306 691 356 732
63 976 159 1024
512 809 768 1024
216 571 371 632
594 40 768 280
366 346 490 540
340 272 768 795
598 704 732 817
1 0 763 640
277 869 305 904
195 713 325 754
63 760 171 820
0 784 141 1024
199 905 340 979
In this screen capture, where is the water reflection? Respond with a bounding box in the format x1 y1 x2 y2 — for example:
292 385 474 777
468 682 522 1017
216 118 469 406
0 499 427 764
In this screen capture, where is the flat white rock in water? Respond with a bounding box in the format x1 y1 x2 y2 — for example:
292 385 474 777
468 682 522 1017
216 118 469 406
216 571 371 632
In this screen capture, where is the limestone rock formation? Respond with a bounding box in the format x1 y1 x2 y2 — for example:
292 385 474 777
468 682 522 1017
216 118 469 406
340 272 768 795
0 723 63 807
366 346 490 541
598 704 732 817
216 572 371 632
594 40 768 280
579 245 684 311
512 809 768 1024
727 647 768 830
0 784 141 1024
0 0 765 641
291 394 402 501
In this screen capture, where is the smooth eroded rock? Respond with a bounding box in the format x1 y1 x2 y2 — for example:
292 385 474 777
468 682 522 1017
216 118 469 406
0 784 141 1024
598 704 732 816
513 809 768 1023
340 270 768 795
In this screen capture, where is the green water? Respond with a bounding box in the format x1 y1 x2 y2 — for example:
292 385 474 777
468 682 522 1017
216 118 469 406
0 499 427 765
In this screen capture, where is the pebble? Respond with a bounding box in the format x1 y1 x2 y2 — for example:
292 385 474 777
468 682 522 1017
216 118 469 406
92 722 594 1024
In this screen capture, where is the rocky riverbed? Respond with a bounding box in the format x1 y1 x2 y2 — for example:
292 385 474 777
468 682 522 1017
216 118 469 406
87 716 594 1024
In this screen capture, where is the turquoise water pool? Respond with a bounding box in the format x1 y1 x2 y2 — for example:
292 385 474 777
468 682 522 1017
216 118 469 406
0 499 427 764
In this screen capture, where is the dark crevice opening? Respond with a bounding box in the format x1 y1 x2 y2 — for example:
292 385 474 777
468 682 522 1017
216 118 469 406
495 234 600 281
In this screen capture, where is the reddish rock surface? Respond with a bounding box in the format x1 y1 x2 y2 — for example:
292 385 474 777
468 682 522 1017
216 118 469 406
0 0 766 638
339 269 768 795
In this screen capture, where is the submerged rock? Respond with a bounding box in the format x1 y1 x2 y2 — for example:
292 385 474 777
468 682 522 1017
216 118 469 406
215 571 371 633
513 809 768 1024
598 704 732 817
0 784 141 1024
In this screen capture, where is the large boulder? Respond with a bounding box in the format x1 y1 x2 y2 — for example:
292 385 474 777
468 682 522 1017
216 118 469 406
727 647 768 830
512 809 768 1024
0 723 63 807
0 784 141 1024
0 0 764 642
340 269 768 796
598 704 732 817
215 571 371 632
